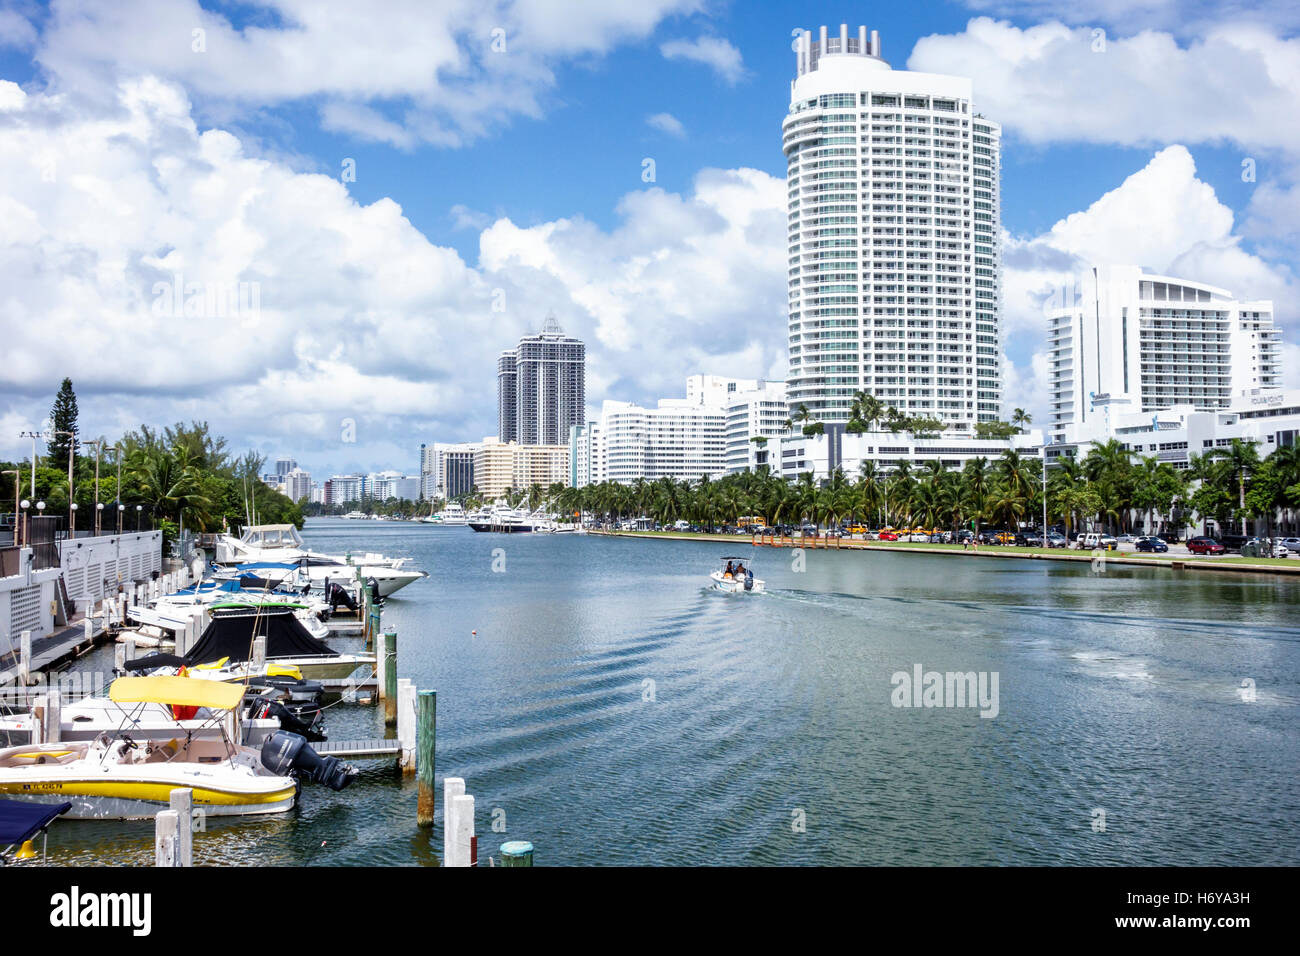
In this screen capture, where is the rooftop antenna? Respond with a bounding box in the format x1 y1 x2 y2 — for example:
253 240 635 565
541 311 563 336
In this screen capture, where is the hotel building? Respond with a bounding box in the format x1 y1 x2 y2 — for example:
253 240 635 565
784 24 1002 432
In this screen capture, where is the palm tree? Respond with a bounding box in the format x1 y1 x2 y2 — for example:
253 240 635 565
1011 408 1032 434
1208 438 1262 535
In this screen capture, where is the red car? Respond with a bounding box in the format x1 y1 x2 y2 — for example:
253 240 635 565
877 531 899 541
1187 537 1225 555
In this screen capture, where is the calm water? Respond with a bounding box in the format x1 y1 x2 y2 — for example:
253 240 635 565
43 519 1300 865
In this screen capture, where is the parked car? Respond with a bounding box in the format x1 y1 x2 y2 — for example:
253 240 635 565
1098 534 1118 550
1187 536 1226 555
1278 536 1300 553
1045 532 1067 548
1015 532 1043 547
1135 536 1168 553
1218 533 1248 553
877 531 899 541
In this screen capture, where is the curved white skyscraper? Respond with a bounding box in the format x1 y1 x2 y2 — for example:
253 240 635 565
784 24 1002 432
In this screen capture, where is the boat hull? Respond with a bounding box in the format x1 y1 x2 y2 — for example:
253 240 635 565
468 523 533 533
0 788 297 820
709 571 765 593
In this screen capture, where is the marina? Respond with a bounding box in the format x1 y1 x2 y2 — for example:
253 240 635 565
2 517 1295 865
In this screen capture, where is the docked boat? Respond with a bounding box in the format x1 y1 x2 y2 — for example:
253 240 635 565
428 502 468 525
468 505 537 533
0 676 354 820
154 603 373 681
710 556 764 593
212 524 427 595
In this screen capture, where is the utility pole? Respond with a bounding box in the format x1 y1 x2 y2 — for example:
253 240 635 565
84 439 102 536
19 430 42 500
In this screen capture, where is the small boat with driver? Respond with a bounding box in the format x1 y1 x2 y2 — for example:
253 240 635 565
710 556 764 593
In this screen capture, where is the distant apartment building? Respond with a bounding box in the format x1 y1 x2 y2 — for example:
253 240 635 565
369 471 421 501
497 315 586 446
1047 265 1282 443
473 439 570 500
274 457 298 478
324 475 364 505
283 467 312 503
573 377 789 485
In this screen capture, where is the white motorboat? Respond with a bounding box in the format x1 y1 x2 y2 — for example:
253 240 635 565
429 502 468 525
0 676 354 819
228 558 425 598
210 522 418 574
710 556 764 593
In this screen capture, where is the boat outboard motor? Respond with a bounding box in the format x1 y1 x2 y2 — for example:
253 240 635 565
367 576 381 605
327 582 358 613
744 569 754 591
248 698 327 742
261 731 355 791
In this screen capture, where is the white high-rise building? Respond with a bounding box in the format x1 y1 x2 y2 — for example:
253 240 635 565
785 24 1001 432
1047 265 1282 442
284 467 312 503
725 381 789 473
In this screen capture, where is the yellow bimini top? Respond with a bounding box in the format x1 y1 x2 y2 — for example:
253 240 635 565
108 675 245 712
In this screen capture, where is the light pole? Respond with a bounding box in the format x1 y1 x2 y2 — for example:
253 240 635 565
19 500 29 548
118 503 125 535
136 504 142 531
20 430 42 500
84 439 102 536
1042 440 1049 544
52 430 75 538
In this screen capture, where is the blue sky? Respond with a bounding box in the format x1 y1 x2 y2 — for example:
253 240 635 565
1 0 1297 476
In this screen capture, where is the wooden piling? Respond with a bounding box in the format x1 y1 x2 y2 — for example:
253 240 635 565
44 688 61 743
123 635 136 667
170 788 194 866
500 841 535 867
383 631 397 727
444 777 465 860
375 630 387 702
155 809 182 867
114 641 125 673
449 793 475 867
397 679 416 774
19 630 30 686
416 690 437 827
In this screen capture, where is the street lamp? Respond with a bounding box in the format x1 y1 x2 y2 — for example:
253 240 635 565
19 499 29 548
83 439 103 536
136 504 142 531
19 430 42 500
117 503 125 535
52 430 75 537
96 502 104 537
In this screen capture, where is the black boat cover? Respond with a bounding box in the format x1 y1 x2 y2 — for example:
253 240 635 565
0 799 72 844
182 605 336 665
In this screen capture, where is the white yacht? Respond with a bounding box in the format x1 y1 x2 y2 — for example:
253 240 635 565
434 502 468 525
211 524 427 596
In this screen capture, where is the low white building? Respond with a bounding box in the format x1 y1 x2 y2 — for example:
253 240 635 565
774 424 1044 481
573 376 788 485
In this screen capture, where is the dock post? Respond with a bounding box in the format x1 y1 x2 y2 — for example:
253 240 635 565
123 635 136 667
397 679 416 774
83 613 93 642
375 630 387 702
44 687 61 743
383 631 397 726
19 630 31 686
30 694 46 745
115 641 126 673
500 841 535 867
416 690 437 828
155 809 183 867
170 788 194 866
444 776 464 860
251 636 266 672
449 791 474 867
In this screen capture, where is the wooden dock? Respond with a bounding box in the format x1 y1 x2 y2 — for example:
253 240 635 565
315 737 401 759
